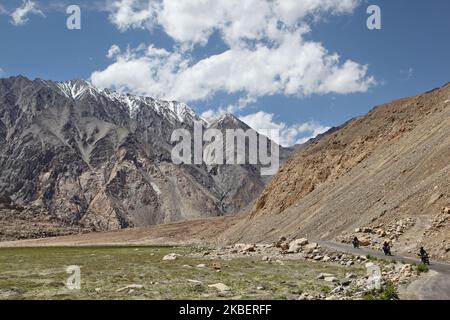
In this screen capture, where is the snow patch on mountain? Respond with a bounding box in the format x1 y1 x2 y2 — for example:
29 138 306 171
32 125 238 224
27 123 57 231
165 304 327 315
51 80 208 126
56 80 101 100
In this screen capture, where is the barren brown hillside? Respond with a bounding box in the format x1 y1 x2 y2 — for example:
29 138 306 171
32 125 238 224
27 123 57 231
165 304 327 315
223 83 450 262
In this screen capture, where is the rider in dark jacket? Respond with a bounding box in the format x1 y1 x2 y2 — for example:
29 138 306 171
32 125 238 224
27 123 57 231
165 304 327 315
419 246 430 265
383 241 392 256
352 237 360 249
419 247 428 257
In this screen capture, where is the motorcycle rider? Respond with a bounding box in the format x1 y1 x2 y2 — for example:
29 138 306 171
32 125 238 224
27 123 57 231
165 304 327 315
419 246 427 257
352 237 360 249
383 241 392 256
419 247 430 265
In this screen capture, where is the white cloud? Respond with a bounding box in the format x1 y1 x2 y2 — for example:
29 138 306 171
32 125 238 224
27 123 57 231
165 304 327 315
92 30 375 102
108 0 360 46
108 0 157 31
106 44 121 59
95 0 375 115
11 0 45 26
0 68 5 77
239 111 330 147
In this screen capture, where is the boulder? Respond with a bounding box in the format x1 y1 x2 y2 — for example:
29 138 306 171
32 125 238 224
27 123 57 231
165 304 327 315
287 238 309 253
324 277 339 283
274 237 287 248
280 243 290 252
303 243 318 253
208 283 231 292
317 273 335 280
162 253 180 261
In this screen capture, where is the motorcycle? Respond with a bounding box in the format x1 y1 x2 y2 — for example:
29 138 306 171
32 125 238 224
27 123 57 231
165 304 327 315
419 253 430 265
383 246 392 256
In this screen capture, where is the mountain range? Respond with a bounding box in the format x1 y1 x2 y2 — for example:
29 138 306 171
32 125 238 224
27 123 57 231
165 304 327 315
0 76 290 240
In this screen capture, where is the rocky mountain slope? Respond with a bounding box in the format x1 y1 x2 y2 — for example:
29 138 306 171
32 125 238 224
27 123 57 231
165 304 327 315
0 76 289 240
224 82 450 262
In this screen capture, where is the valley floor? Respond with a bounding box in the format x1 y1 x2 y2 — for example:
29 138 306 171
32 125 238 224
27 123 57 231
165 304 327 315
1 218 449 300
0 246 367 300
2 240 448 300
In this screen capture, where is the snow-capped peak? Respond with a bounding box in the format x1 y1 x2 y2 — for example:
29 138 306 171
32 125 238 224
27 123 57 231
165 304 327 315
56 80 100 100
54 80 208 126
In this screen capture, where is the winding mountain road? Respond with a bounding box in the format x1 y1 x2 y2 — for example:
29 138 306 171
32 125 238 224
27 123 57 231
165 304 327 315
320 241 450 300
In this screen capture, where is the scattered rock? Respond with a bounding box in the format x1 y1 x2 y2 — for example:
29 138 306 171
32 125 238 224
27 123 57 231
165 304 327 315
256 285 267 291
162 253 180 261
324 277 339 283
313 255 323 261
208 283 231 292
303 242 318 253
280 243 289 252
287 238 308 253
317 273 335 280
235 244 256 253
274 237 287 248
187 279 203 285
116 284 144 293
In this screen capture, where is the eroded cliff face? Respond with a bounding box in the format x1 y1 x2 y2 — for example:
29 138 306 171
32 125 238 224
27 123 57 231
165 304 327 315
0 76 289 239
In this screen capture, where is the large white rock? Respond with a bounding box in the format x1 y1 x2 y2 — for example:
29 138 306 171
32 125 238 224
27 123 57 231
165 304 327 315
287 238 309 253
162 253 181 261
324 277 339 283
208 283 231 292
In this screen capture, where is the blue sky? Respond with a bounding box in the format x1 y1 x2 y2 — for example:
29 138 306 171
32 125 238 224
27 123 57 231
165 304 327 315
1 0 449 146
